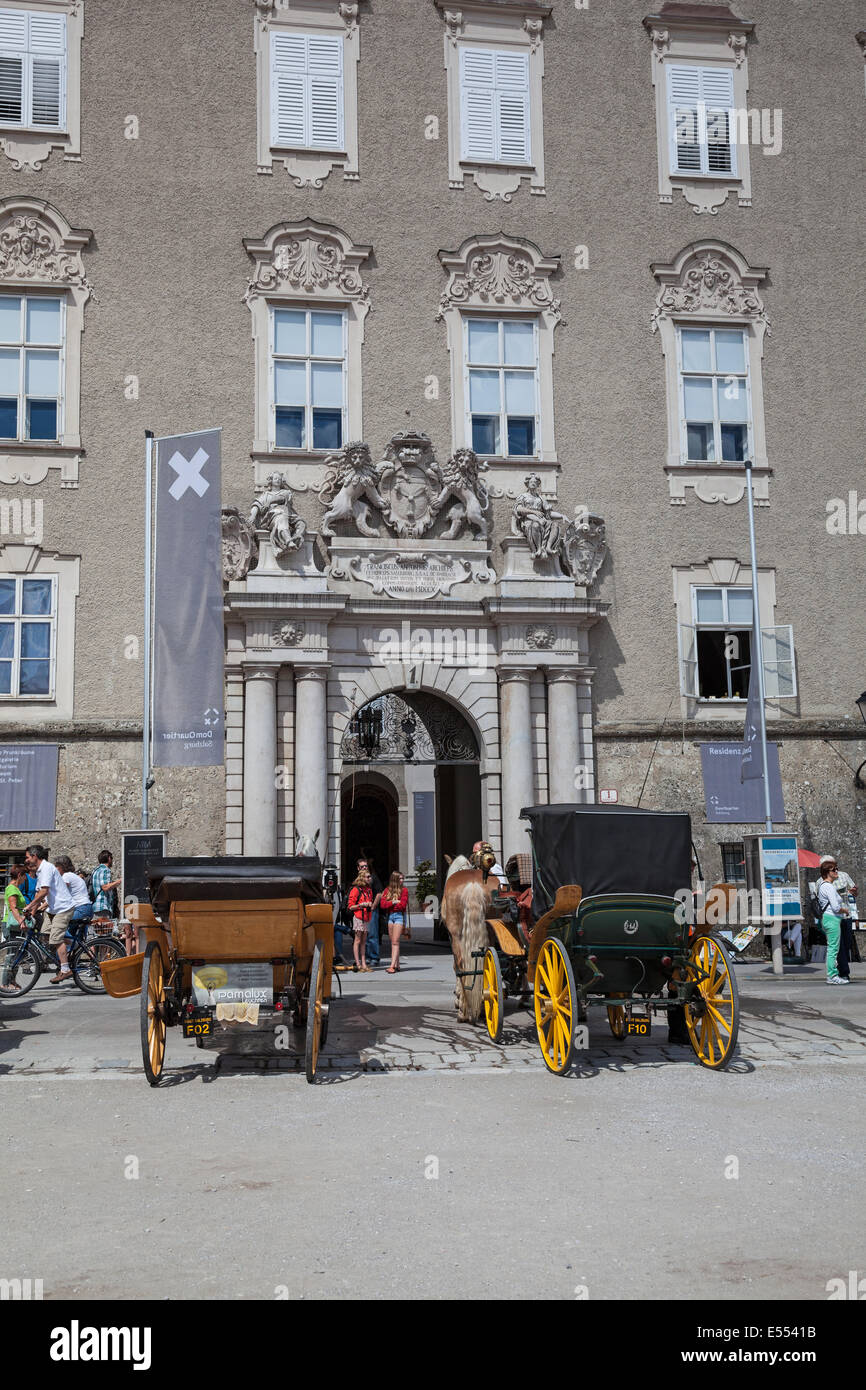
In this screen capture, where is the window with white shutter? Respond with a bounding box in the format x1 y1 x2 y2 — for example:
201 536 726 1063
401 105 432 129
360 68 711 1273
667 65 735 177
271 31 344 152
459 47 530 165
0 7 65 130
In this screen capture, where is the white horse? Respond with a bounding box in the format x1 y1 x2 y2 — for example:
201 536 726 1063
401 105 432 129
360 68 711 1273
295 829 321 858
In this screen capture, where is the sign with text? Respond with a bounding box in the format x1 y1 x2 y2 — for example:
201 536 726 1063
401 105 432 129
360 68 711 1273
700 742 785 824
192 963 273 1008
0 744 58 831
120 830 166 912
152 429 224 766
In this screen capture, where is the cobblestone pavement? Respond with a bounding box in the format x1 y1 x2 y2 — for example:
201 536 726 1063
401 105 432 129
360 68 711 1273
2 938 864 1077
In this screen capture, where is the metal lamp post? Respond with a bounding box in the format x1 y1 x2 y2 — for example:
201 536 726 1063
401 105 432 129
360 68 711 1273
855 692 866 788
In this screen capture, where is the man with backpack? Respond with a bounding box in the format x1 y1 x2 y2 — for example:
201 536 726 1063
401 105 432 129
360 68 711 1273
90 850 123 943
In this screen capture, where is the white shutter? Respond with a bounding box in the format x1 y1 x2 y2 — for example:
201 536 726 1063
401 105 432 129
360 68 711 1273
495 52 529 163
679 623 700 698
0 9 27 50
460 48 496 162
28 11 65 53
667 65 701 173
308 36 343 149
761 625 797 699
0 54 22 122
702 67 735 175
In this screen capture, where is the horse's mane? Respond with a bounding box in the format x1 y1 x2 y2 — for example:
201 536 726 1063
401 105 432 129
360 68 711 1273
445 854 473 880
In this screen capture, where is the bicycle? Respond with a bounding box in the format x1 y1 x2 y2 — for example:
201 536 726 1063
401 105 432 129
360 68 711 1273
0 916 126 998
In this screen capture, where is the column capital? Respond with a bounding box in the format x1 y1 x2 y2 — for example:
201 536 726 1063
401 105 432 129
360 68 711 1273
545 666 583 685
294 664 329 683
498 666 535 685
243 664 280 683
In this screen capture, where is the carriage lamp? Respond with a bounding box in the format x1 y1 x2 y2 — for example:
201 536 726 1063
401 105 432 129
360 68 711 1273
855 692 866 788
401 710 417 760
353 704 383 758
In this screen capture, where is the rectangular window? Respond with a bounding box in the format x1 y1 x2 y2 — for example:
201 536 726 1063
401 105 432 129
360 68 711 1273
667 65 735 177
692 586 753 700
271 306 346 451
270 31 344 151
0 573 55 697
465 317 538 457
720 843 746 883
678 326 750 464
0 293 63 442
0 7 66 129
459 47 530 165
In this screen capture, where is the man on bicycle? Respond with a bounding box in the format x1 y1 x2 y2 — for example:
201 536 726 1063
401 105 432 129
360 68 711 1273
23 846 76 984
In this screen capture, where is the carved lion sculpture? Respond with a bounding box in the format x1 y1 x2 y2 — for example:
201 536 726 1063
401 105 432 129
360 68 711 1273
435 447 490 541
319 441 387 538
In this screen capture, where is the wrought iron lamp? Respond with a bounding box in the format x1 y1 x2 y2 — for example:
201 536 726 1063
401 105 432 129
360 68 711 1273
401 709 417 761
353 703 383 759
855 691 866 788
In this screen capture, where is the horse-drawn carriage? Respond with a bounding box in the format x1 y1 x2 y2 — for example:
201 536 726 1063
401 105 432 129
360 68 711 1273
100 856 334 1085
448 804 739 1074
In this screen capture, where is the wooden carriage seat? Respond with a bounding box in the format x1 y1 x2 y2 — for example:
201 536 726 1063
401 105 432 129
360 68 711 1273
527 884 583 984
487 917 526 956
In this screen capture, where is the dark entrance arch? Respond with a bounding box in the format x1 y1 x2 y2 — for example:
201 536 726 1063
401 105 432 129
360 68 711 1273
340 779 398 888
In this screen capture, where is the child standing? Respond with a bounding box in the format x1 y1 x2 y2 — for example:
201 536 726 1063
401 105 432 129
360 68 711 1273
347 869 374 972
381 870 409 974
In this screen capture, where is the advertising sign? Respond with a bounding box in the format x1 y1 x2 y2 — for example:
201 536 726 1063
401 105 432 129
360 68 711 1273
700 742 786 823
191 963 273 1009
759 835 801 920
120 830 166 913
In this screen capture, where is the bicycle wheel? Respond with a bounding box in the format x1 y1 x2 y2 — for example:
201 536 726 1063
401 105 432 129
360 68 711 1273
0 937 42 999
71 935 126 994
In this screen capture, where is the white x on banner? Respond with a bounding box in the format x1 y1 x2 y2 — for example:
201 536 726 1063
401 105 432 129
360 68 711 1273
167 447 210 500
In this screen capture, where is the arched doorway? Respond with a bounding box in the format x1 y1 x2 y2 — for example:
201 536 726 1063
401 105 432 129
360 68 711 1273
340 778 398 888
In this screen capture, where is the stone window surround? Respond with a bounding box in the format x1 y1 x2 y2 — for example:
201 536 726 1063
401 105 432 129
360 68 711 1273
437 231 562 491
651 239 770 507
254 0 361 187
0 0 83 172
0 196 92 490
243 217 371 489
0 541 79 722
435 0 550 202
643 4 754 215
673 557 779 721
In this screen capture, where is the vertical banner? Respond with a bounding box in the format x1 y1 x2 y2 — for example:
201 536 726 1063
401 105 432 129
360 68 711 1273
0 744 59 830
740 621 763 782
152 429 224 767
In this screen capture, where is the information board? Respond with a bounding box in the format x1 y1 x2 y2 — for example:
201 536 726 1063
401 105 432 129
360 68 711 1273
120 830 167 912
699 742 785 823
0 744 58 831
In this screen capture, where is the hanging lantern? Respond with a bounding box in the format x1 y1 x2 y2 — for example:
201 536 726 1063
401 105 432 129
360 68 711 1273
353 703 383 758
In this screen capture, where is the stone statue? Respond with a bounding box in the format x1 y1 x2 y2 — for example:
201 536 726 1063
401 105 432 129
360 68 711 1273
562 507 607 586
319 441 388 538
221 506 259 581
377 432 441 538
249 473 307 557
511 474 567 559
435 448 490 541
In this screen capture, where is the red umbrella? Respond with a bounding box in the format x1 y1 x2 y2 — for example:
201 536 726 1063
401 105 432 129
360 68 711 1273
798 849 822 869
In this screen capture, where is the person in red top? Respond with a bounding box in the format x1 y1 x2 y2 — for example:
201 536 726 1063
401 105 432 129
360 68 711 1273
347 869 374 973
381 870 409 974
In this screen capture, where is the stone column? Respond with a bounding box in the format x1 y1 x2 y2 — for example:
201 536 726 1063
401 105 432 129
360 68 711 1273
243 665 279 854
498 668 535 861
547 668 581 803
293 665 329 849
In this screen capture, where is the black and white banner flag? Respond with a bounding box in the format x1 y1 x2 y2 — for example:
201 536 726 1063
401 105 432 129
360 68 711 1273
740 620 763 783
152 429 224 767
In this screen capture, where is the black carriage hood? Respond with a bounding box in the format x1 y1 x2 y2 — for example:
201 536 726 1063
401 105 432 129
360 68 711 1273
147 856 324 913
519 804 692 913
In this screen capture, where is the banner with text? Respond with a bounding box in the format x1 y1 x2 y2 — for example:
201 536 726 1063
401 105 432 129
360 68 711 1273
0 744 58 830
153 429 224 767
700 742 785 824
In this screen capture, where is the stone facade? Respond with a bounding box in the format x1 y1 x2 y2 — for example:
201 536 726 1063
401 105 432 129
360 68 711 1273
0 0 864 894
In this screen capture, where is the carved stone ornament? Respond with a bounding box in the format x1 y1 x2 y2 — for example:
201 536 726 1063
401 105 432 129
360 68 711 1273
443 10 464 44
377 433 441 538
525 623 555 650
511 475 567 560
562 509 606 587
273 621 305 647
221 507 260 581
0 202 91 290
244 219 372 306
651 243 769 333
347 552 478 600
319 441 389 539
437 234 562 325
649 27 669 60
249 473 307 557
727 31 747 67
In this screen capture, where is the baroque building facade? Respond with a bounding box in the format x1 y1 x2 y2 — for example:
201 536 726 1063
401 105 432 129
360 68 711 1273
0 0 865 892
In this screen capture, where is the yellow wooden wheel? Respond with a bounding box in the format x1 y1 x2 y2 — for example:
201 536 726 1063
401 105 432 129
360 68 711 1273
482 947 504 1044
534 937 577 1075
685 934 739 1070
140 941 166 1086
607 993 627 1040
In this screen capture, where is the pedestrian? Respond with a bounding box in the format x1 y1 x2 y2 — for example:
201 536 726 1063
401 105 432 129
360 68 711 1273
90 850 123 948
356 855 383 966
347 868 374 973
381 870 409 973
2 863 27 939
815 856 850 985
323 864 349 971
22 845 76 984
54 856 94 947
833 856 860 973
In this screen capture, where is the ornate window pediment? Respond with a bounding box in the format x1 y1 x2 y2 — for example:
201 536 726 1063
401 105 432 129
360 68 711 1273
437 232 561 323
244 219 372 482
643 3 754 214
0 197 92 488
0 0 84 172
652 241 771 507
254 0 361 186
